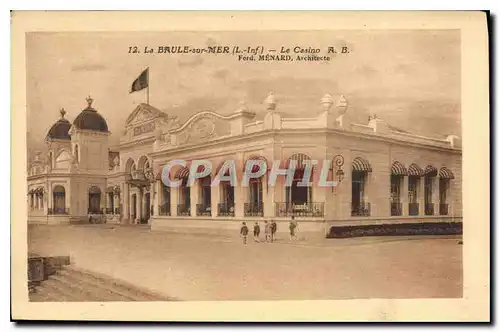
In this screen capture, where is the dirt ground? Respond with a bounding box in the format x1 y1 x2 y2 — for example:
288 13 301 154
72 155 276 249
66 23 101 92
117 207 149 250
27 224 463 301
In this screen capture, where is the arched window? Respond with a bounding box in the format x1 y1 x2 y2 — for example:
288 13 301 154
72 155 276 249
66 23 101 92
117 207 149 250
243 156 266 217
161 183 171 216
125 158 135 173
175 166 191 216
74 145 79 163
390 161 407 216
438 167 454 215
351 157 372 216
197 165 211 216
215 161 234 217
28 190 34 210
278 153 322 217
137 155 149 171
407 163 424 216
88 186 102 214
53 185 66 214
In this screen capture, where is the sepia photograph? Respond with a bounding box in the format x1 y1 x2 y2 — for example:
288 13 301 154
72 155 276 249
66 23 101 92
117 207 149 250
11 11 489 322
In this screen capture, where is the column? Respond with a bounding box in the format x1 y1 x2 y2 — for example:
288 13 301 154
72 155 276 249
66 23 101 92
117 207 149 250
129 192 134 222
211 182 219 217
234 155 244 218
401 176 409 216
143 191 148 220
314 182 328 219
190 182 199 217
432 177 440 215
47 184 52 215
122 184 129 220
43 192 48 215
171 186 178 217
339 156 352 220
234 183 244 218
112 193 117 215
263 174 275 217
137 189 143 222
152 181 160 217
419 177 425 216
66 184 71 215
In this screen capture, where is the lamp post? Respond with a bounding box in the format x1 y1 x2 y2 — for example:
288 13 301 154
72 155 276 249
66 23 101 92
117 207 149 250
332 154 345 192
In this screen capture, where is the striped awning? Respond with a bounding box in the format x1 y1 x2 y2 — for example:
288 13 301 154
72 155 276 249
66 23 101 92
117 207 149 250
391 161 407 176
243 156 268 173
424 165 438 177
352 157 372 172
439 167 455 179
286 153 312 170
214 161 229 176
408 163 424 177
175 166 190 179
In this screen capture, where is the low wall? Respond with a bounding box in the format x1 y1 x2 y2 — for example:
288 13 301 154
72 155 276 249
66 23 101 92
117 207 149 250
151 216 463 239
29 215 72 225
28 216 48 224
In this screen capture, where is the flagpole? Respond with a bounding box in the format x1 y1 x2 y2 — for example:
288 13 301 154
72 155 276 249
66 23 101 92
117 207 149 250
146 67 150 105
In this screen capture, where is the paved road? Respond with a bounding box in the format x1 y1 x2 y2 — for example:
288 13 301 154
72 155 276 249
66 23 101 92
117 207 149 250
28 224 463 301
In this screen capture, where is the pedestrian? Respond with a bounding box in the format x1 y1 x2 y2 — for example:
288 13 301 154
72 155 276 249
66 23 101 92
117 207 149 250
264 220 271 242
253 222 261 242
271 220 277 242
289 216 298 240
240 222 249 244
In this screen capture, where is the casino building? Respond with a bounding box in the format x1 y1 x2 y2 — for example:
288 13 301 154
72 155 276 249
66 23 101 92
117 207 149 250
27 92 462 236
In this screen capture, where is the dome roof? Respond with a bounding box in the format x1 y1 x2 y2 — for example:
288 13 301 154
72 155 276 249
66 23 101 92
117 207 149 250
72 96 109 132
46 109 71 140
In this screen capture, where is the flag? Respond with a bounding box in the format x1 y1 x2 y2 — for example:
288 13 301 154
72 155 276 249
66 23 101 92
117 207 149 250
130 68 149 93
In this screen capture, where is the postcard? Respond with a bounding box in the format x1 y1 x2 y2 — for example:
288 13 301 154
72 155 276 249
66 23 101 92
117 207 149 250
11 11 490 322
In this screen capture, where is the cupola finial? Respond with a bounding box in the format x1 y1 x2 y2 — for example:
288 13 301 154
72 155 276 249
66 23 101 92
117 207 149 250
86 95 94 108
59 108 66 118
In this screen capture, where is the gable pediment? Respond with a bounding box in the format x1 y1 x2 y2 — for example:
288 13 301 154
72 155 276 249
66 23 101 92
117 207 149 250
125 103 168 127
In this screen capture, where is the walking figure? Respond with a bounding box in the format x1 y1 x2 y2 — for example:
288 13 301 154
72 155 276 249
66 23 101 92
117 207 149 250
253 222 261 242
264 220 271 242
289 216 298 240
271 220 277 242
240 222 249 244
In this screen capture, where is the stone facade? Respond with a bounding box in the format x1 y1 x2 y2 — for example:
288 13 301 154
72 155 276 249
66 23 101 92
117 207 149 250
27 93 462 236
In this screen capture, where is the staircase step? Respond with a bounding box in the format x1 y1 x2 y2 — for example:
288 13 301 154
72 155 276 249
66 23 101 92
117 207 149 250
50 272 135 301
34 279 83 302
29 288 61 302
60 266 171 301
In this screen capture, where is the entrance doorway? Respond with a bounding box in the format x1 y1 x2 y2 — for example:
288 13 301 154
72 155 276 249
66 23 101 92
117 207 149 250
88 186 102 214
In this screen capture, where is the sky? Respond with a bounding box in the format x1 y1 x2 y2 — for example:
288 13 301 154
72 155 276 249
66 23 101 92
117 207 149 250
26 30 461 154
